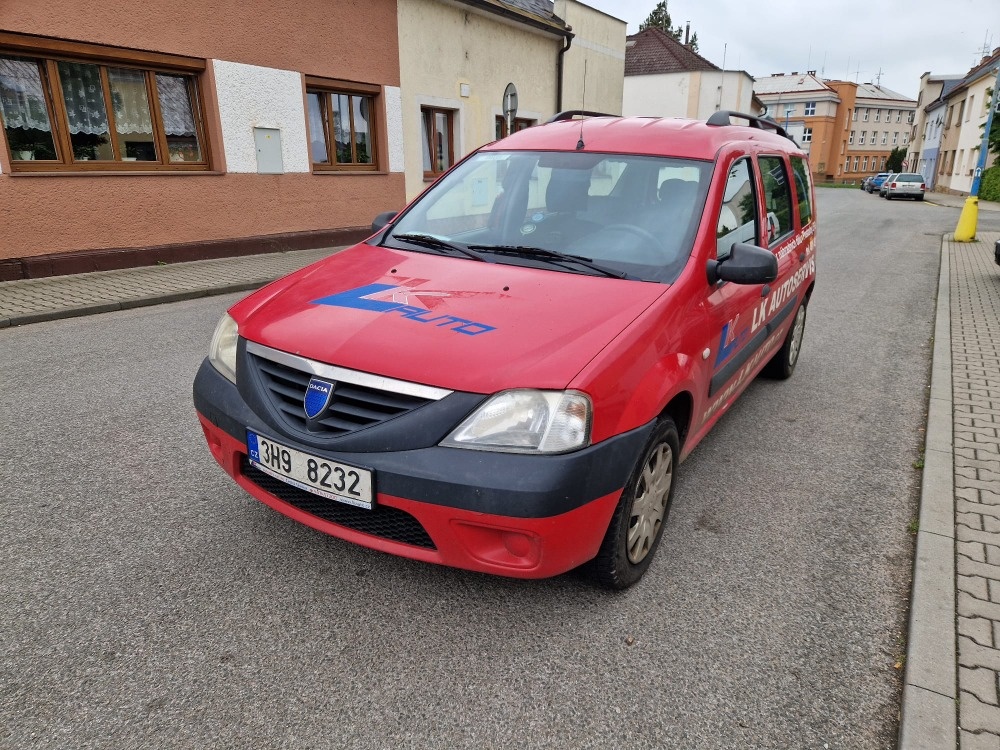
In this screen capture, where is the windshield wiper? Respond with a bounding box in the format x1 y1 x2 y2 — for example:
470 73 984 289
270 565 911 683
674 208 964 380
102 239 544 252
467 244 628 279
391 233 491 263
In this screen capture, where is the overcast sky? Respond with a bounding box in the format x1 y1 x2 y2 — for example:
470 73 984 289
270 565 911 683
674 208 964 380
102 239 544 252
582 0 998 99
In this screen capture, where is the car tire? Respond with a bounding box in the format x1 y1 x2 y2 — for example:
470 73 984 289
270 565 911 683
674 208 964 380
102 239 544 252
590 417 679 590
886 193 893 200
917 195 924 201
762 301 807 380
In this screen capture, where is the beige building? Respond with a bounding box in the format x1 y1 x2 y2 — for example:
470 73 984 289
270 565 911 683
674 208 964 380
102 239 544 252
622 28 755 120
908 73 963 189
396 0 625 200
932 48 1000 195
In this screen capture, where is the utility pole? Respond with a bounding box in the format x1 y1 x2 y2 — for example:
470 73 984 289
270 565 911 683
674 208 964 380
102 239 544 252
955 63 1000 241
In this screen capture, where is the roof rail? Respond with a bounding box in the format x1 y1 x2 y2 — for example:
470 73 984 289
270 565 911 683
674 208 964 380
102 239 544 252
706 110 798 144
545 110 618 124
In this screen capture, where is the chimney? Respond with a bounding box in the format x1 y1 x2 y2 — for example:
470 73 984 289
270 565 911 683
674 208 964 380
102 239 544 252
684 22 690 46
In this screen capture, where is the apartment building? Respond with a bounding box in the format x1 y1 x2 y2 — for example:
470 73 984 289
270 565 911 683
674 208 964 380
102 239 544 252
908 73 963 190
931 48 1000 195
754 73 916 183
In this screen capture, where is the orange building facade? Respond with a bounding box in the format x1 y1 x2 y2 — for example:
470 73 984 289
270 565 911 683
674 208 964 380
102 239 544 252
0 1 405 279
754 73 915 183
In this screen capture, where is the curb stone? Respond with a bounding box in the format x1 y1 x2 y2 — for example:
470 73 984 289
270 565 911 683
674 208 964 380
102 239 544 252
898 234 957 749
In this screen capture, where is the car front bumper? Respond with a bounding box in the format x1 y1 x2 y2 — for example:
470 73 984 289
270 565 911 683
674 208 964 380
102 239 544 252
193 359 653 578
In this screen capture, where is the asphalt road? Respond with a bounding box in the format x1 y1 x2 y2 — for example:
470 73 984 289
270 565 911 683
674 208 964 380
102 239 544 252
4 190 998 749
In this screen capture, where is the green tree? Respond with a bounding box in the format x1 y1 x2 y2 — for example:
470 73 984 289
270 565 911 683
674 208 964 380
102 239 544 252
887 146 906 172
640 2 699 52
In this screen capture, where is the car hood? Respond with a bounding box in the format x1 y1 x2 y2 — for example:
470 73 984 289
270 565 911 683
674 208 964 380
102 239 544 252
232 244 667 393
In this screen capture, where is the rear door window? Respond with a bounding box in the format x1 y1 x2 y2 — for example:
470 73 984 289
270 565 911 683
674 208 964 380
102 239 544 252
758 155 794 246
790 156 813 226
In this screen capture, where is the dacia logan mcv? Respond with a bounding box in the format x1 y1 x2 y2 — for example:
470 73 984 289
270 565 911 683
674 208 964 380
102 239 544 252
194 110 817 589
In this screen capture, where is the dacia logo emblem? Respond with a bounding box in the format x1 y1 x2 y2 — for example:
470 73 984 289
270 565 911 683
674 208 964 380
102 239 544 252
304 377 335 419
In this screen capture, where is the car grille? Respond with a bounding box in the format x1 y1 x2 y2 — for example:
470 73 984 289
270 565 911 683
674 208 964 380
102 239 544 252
248 351 433 438
242 457 436 549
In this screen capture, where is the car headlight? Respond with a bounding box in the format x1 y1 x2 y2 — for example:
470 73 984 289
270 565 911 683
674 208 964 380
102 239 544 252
441 390 591 454
208 313 239 383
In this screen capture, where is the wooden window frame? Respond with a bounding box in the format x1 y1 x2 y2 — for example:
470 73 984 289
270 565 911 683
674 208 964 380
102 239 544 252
304 76 381 173
0 32 211 173
422 106 455 180
494 115 535 140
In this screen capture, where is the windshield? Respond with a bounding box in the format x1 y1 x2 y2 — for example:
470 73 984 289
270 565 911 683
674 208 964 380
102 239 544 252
384 150 712 283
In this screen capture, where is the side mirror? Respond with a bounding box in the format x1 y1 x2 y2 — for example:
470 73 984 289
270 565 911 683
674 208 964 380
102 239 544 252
706 242 778 285
371 211 398 232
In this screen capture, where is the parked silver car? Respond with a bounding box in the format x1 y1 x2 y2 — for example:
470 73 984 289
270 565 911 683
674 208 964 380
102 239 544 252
879 173 899 198
884 173 926 201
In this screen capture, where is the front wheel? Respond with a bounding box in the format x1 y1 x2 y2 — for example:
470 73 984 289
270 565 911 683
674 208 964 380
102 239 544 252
590 418 679 590
762 301 807 379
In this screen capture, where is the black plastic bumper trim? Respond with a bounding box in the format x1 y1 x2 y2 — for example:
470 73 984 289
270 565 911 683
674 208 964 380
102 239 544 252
195 359 654 519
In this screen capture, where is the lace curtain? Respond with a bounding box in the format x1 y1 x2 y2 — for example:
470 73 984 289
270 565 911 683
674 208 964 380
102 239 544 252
0 58 196 137
0 58 52 132
155 74 196 137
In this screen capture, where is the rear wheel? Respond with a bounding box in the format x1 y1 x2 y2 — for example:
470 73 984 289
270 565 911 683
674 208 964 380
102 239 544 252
591 418 679 590
762 301 807 379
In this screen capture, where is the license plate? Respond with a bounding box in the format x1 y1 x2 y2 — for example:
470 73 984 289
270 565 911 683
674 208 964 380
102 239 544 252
246 431 374 510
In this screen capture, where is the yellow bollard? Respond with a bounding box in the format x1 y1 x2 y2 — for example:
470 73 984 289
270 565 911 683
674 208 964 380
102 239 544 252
954 196 979 242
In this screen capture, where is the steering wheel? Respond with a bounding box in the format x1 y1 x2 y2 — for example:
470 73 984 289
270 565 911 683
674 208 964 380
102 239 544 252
577 223 664 263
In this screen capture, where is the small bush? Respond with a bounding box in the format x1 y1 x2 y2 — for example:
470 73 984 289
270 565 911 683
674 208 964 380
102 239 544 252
981 165 1000 202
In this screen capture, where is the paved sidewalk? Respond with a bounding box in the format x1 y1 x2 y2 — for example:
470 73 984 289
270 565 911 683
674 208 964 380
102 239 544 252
0 246 341 328
901 230 1000 749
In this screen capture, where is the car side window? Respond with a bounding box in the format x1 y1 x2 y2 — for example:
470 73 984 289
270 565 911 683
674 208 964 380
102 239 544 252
758 155 794 246
791 156 813 226
716 158 757 261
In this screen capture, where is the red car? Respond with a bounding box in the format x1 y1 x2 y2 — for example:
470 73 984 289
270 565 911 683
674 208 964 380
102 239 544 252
194 111 817 588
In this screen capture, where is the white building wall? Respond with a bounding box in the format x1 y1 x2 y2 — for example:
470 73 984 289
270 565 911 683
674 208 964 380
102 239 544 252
212 60 310 174
397 0 562 200
554 0 626 113
383 85 405 174
622 72 690 117
951 77 995 193
623 70 752 119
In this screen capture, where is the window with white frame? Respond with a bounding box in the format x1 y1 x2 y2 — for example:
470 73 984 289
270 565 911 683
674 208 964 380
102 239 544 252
851 108 857 121
896 111 902 122
804 101 816 116
907 111 914 123
849 130 855 144
845 158 851 172
881 131 888 145
881 157 887 170
903 132 909 144
862 108 869 121
862 156 868 171
874 109 880 122
892 131 898 145
801 127 813 143
853 156 859 171
860 130 866 144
